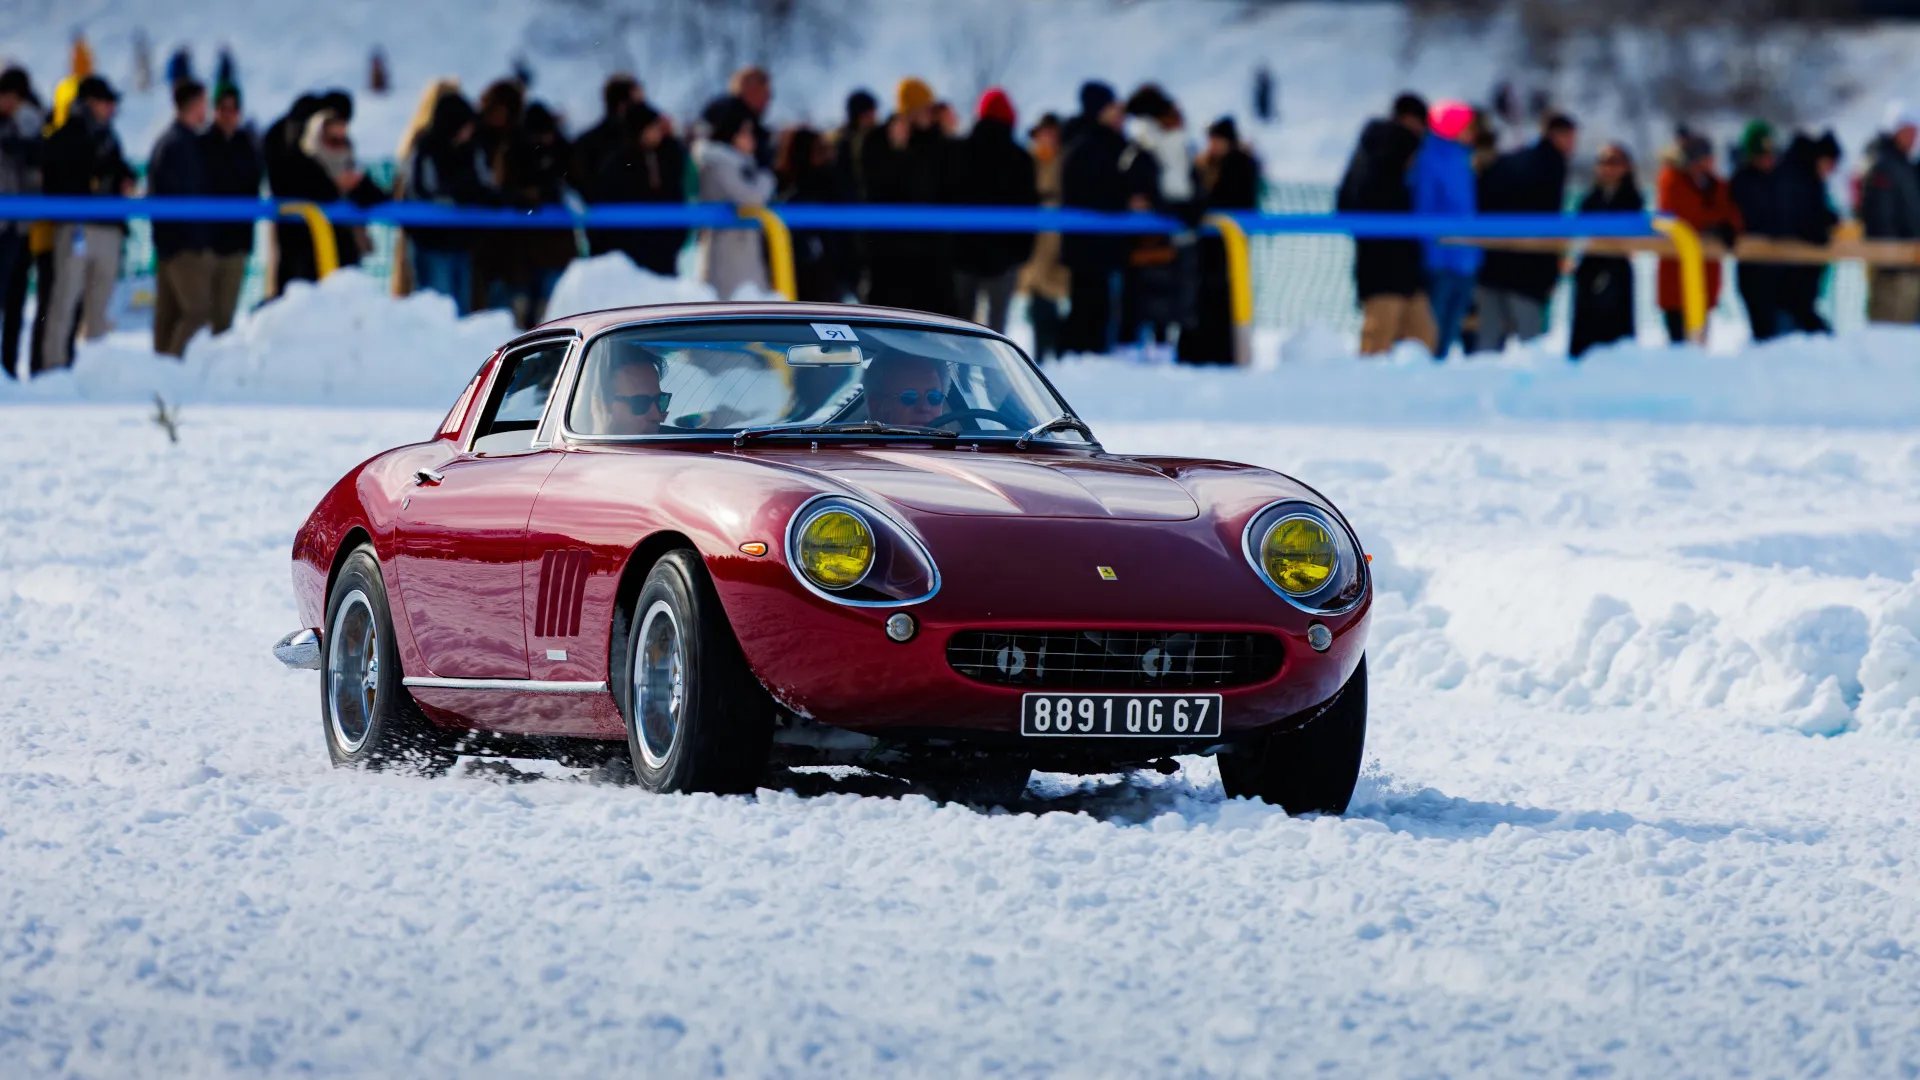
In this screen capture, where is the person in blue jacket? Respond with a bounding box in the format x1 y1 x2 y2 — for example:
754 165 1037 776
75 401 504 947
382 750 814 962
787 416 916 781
1409 99 1481 359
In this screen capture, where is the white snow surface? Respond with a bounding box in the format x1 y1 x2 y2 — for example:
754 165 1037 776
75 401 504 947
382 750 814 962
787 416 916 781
4 402 1920 1075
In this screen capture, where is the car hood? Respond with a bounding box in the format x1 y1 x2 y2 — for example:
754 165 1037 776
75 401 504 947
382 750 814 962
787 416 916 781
743 447 1200 520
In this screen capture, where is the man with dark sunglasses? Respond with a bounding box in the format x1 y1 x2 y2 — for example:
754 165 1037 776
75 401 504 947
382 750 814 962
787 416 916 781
862 353 950 428
596 347 671 435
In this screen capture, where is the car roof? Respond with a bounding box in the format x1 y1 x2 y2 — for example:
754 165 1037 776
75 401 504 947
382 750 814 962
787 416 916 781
515 302 1001 345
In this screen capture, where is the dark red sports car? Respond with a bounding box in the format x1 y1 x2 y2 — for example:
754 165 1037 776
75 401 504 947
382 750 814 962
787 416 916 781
275 303 1371 812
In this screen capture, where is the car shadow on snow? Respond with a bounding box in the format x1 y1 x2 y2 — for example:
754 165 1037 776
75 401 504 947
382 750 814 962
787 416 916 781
457 757 1805 843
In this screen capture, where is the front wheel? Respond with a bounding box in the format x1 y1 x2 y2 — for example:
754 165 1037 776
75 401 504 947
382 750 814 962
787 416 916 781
322 547 454 773
1217 657 1366 815
618 550 775 794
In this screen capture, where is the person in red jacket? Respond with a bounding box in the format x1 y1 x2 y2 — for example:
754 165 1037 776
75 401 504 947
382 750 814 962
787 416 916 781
1655 131 1742 343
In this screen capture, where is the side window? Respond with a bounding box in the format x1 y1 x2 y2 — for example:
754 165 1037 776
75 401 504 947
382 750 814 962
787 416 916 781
470 342 570 454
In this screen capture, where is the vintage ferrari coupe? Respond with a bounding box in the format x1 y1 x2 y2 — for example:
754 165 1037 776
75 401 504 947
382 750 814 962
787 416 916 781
275 303 1371 812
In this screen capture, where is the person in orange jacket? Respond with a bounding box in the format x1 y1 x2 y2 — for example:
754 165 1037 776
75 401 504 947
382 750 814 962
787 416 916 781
1655 131 1742 343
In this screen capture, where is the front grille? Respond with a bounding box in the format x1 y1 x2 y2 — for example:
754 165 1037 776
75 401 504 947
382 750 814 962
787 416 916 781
947 630 1283 690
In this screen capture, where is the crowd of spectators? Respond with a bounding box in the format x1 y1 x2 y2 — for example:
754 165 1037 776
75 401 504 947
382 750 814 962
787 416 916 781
1337 91 1902 358
7 48 1920 378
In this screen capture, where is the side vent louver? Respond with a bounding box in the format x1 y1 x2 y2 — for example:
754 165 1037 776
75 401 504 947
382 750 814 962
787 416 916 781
535 549 591 638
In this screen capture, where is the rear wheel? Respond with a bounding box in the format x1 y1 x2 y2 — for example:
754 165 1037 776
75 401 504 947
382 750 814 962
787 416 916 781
618 550 775 794
322 548 454 773
1218 657 1366 815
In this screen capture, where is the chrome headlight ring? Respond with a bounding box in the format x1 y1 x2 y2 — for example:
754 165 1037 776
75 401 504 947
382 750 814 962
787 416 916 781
782 494 941 608
1240 499 1368 614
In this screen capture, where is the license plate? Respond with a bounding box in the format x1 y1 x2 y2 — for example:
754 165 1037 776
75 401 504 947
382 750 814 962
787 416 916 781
1020 693 1223 737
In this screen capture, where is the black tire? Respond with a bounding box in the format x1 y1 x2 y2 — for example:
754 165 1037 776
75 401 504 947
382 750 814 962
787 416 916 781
617 549 775 794
321 547 454 774
1217 656 1367 815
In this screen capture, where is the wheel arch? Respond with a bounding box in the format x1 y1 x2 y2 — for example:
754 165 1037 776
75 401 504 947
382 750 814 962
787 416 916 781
325 525 377 611
608 530 702 703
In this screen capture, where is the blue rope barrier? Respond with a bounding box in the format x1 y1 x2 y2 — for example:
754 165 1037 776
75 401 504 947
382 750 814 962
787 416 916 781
0 196 1658 239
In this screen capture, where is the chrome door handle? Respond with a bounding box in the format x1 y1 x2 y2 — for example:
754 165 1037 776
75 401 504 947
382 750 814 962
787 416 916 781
413 468 445 486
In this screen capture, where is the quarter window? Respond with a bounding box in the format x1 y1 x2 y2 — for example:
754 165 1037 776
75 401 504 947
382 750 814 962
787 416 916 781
470 342 570 454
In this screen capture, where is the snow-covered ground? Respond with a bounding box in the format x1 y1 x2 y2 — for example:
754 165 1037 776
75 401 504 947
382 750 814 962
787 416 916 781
4 396 1920 1074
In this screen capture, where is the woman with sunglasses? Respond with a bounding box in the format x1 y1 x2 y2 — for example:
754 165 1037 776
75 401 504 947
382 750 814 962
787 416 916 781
1569 143 1644 358
861 353 949 428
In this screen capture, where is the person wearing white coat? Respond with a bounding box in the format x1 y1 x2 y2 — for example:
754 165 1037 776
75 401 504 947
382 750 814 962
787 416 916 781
695 100 776 300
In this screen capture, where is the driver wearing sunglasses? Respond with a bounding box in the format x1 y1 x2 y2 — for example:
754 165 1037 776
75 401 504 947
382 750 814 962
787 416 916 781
862 353 950 428
595 345 671 436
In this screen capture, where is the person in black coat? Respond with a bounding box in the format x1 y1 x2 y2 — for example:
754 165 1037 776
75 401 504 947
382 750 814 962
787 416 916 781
202 82 264 333
951 88 1037 332
859 77 957 316
573 73 644 256
1059 80 1142 354
775 125 847 303
1475 113 1576 351
1337 97 1432 355
1569 143 1644 358
1179 116 1261 365
268 107 387 291
405 93 502 314
147 79 215 356
1729 121 1796 342
39 76 135 373
594 102 689 278
1774 131 1841 335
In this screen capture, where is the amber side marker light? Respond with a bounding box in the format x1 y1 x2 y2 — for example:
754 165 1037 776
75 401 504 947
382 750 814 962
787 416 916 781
740 542 769 557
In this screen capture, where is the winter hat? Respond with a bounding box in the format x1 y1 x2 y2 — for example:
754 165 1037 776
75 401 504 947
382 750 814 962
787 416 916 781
896 77 934 115
212 80 240 107
704 96 755 142
976 87 1015 127
1078 80 1117 117
846 88 877 124
1125 83 1174 120
1738 118 1775 160
1884 98 1918 133
1813 129 1842 162
1428 99 1473 141
1679 132 1713 165
75 74 117 103
0 67 31 99
1207 115 1239 143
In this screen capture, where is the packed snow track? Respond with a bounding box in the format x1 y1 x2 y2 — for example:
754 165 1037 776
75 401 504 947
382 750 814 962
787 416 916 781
3 405 1918 1077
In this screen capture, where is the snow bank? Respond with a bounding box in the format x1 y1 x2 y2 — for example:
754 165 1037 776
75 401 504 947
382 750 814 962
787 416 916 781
1053 326 1920 428
10 258 1920 429
0 255 758 407
1103 421 1920 738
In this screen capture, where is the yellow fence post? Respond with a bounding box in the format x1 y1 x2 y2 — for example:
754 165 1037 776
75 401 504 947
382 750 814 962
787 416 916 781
1202 213 1254 366
739 205 798 300
1652 216 1707 343
277 201 339 279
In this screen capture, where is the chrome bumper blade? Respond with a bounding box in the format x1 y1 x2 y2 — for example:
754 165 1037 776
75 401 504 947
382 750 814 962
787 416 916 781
274 628 322 670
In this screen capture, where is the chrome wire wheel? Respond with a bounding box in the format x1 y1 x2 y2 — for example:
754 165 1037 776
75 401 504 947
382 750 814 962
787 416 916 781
327 588 379 754
633 598 686 770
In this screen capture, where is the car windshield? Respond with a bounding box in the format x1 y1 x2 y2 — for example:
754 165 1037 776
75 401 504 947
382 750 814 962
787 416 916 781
565 320 1087 443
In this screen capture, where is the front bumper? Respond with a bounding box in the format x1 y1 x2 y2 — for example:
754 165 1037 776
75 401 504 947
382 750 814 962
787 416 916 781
273 628 322 670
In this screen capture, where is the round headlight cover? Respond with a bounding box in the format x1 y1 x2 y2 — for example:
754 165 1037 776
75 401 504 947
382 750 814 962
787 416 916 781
796 508 874 590
784 496 940 606
1242 500 1366 613
1263 515 1337 595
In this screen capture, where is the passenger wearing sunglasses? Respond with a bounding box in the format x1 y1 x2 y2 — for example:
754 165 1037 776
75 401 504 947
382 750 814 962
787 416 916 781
862 353 950 428
595 347 671 435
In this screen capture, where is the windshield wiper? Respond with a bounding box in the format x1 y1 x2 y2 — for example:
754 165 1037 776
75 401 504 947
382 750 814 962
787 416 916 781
1015 414 1096 449
734 421 960 447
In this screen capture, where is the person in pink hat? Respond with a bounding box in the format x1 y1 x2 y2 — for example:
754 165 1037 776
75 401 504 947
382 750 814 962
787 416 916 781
1409 98 1481 358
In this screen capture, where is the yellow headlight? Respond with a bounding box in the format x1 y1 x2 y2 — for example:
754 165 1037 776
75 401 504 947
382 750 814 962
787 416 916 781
1263 516 1336 595
797 509 874 589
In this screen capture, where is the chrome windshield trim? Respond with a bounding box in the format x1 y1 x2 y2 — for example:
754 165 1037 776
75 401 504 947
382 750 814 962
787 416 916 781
402 677 609 694
464 331 581 456
556 315 1085 448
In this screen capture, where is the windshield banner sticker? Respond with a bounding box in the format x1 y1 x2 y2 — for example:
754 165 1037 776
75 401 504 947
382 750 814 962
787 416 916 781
810 323 858 342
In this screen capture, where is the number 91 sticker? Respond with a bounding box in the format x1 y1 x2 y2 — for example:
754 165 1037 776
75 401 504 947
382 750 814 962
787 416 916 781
1020 693 1223 737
